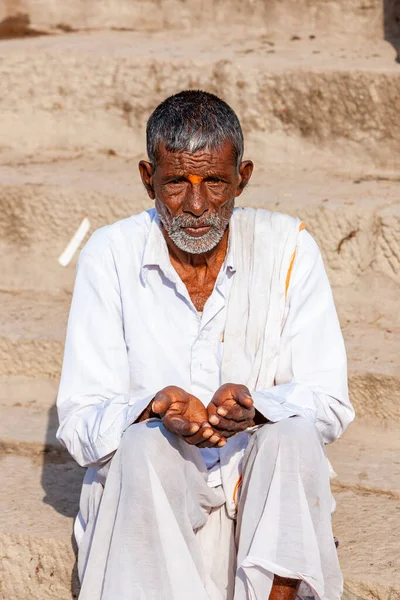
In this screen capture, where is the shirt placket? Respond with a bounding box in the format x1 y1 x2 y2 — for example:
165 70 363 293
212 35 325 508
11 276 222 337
190 269 231 400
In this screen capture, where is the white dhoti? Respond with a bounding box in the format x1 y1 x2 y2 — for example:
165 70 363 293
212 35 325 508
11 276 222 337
77 417 342 600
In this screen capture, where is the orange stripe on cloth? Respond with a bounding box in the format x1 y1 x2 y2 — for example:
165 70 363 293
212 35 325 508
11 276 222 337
233 473 243 508
285 222 306 299
285 250 296 300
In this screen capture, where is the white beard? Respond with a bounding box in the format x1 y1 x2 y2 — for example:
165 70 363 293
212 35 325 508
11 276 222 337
157 200 234 254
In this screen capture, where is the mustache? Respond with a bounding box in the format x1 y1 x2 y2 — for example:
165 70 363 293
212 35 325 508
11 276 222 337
169 213 222 229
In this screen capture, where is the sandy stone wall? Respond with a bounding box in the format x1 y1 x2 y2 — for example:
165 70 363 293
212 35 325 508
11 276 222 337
0 0 388 39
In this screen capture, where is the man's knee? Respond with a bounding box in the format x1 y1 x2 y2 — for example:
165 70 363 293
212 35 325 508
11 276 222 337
120 420 178 464
251 418 326 488
255 417 322 455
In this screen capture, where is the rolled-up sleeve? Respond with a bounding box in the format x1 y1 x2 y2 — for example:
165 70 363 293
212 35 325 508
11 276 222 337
252 230 355 443
56 233 154 467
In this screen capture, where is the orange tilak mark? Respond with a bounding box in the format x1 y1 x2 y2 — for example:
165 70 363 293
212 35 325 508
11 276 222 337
187 174 203 185
233 473 243 508
299 222 306 231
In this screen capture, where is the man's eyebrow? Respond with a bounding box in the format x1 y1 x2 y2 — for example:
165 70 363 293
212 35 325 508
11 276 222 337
161 171 230 181
162 174 186 181
203 173 227 178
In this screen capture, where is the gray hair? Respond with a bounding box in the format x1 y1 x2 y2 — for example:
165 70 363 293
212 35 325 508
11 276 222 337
146 90 244 170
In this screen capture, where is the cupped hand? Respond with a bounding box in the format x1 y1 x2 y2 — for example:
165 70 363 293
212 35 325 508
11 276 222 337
207 383 255 438
152 386 227 447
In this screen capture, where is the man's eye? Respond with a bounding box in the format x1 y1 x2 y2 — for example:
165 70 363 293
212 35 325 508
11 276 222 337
207 178 222 184
165 179 185 187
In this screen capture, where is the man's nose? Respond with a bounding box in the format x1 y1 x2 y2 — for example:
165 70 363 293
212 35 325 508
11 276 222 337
182 183 209 217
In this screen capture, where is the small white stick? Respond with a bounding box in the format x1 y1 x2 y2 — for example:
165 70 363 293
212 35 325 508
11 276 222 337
58 217 91 267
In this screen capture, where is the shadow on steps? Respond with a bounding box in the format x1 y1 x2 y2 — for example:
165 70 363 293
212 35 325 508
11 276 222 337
41 401 83 597
41 403 84 517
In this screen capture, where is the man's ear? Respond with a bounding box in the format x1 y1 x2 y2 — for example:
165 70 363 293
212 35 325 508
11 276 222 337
139 160 156 199
236 160 254 197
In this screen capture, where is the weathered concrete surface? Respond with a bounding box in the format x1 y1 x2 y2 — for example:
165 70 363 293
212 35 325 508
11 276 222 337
327 423 400 497
0 0 385 39
0 532 79 600
0 375 58 409
344 323 400 423
0 455 81 600
0 291 69 379
333 490 400 600
0 33 398 169
329 424 400 599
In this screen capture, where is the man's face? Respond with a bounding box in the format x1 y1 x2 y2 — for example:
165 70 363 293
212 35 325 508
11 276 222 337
139 141 253 254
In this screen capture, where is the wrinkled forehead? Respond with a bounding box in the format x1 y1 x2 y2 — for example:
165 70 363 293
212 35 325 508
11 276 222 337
154 141 238 175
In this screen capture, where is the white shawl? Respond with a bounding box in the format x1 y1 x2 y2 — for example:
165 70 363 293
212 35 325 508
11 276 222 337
220 207 302 517
221 207 302 391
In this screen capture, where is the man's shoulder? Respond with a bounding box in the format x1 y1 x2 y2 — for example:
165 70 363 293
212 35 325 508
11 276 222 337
80 209 155 262
234 208 304 245
235 207 321 262
234 207 301 229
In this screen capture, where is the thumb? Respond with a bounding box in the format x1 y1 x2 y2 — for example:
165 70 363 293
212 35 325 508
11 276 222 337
235 388 254 408
152 392 172 416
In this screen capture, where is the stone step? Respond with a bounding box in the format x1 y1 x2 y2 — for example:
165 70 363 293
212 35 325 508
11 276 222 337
1 158 399 290
0 32 399 169
343 323 400 423
327 423 400 599
0 375 59 458
0 376 58 410
0 0 387 39
327 423 400 497
0 291 69 380
332 489 400 600
0 395 62 459
0 423 398 599
0 455 82 600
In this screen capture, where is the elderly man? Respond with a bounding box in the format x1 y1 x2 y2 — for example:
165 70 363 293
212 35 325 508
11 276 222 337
57 90 354 600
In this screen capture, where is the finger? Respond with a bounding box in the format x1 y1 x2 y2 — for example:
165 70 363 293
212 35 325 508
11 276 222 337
232 388 254 408
211 395 237 408
152 393 172 416
218 404 255 423
184 425 215 446
197 436 227 448
213 403 246 420
209 413 221 425
209 416 253 432
163 415 201 437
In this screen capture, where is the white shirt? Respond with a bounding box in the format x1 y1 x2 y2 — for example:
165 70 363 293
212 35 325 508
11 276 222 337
57 209 354 475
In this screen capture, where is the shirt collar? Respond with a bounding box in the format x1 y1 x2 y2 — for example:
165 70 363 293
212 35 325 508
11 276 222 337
140 208 237 283
225 210 236 273
141 210 167 267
